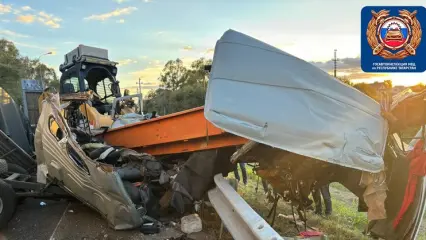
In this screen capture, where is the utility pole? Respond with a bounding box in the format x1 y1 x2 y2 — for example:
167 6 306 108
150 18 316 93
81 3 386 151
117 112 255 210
135 77 143 114
333 49 337 78
37 52 53 86
136 77 143 95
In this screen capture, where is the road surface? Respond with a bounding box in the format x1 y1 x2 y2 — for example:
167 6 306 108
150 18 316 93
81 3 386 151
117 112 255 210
1 199 185 240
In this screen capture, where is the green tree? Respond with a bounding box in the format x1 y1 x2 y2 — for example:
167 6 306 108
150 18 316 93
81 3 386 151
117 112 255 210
158 59 188 91
353 83 378 100
0 38 57 102
384 79 392 89
185 58 212 86
20 56 57 84
336 76 353 86
0 39 23 101
145 57 212 115
410 83 426 92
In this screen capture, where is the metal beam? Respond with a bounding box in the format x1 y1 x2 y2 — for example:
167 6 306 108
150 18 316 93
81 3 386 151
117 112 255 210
103 106 248 156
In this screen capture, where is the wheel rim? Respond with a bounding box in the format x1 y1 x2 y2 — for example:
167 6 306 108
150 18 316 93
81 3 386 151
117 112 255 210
0 197 3 214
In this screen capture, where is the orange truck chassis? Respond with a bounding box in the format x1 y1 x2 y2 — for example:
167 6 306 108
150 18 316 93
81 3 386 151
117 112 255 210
103 107 248 156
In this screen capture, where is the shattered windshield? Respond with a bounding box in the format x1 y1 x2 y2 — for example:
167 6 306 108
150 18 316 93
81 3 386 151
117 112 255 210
95 77 115 104
85 67 116 104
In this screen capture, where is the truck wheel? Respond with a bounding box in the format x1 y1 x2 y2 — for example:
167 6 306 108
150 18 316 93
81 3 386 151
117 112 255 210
0 179 16 229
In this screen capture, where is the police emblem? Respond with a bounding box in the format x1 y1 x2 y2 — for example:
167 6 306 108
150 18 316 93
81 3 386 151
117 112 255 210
366 9 422 60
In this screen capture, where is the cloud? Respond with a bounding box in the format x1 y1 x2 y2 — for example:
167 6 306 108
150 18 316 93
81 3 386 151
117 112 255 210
129 66 163 83
147 60 164 67
21 6 32 11
311 57 361 71
118 59 138 65
344 72 387 80
310 57 389 81
84 7 138 21
156 31 165 35
182 46 193 51
117 19 125 23
1 20 10 23
11 40 55 51
0 4 12 14
143 0 152 2
37 11 62 28
140 56 148 59
15 11 61 28
16 14 35 23
1 4 61 29
205 48 214 54
181 57 197 68
63 41 77 45
0 29 31 38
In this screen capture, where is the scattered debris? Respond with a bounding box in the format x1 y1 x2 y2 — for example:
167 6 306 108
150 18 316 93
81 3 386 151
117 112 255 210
194 201 202 213
299 231 324 237
39 201 46 206
181 214 202 234
68 209 74 213
140 222 161 235
278 214 319 231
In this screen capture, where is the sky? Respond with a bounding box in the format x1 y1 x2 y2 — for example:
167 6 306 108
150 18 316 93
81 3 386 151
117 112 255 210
1 0 425 95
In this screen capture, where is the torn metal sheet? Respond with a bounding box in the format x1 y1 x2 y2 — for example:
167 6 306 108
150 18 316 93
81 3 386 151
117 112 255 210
205 29 388 173
35 93 142 229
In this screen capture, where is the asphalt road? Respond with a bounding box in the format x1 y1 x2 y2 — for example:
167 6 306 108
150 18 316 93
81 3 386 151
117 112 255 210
1 199 185 240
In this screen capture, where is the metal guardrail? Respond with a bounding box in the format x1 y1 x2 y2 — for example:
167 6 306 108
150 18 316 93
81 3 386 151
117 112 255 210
208 174 284 240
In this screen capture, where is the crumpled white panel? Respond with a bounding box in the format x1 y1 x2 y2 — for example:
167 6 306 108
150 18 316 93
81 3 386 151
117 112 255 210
204 29 388 173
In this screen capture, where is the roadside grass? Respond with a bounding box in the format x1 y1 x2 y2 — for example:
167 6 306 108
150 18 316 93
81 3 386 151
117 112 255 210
233 168 372 239
206 167 426 239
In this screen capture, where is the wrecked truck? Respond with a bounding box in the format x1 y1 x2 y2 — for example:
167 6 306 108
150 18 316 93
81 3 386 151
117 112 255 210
1 29 426 240
0 88 238 231
204 30 426 240
104 30 426 239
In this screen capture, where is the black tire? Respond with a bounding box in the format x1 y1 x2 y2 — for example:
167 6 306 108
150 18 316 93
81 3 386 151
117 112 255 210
0 179 16 229
7 163 28 174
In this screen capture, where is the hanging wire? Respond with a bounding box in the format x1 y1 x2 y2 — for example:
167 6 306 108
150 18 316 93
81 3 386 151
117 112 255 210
255 175 260 193
303 206 307 231
269 194 279 227
291 204 300 233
